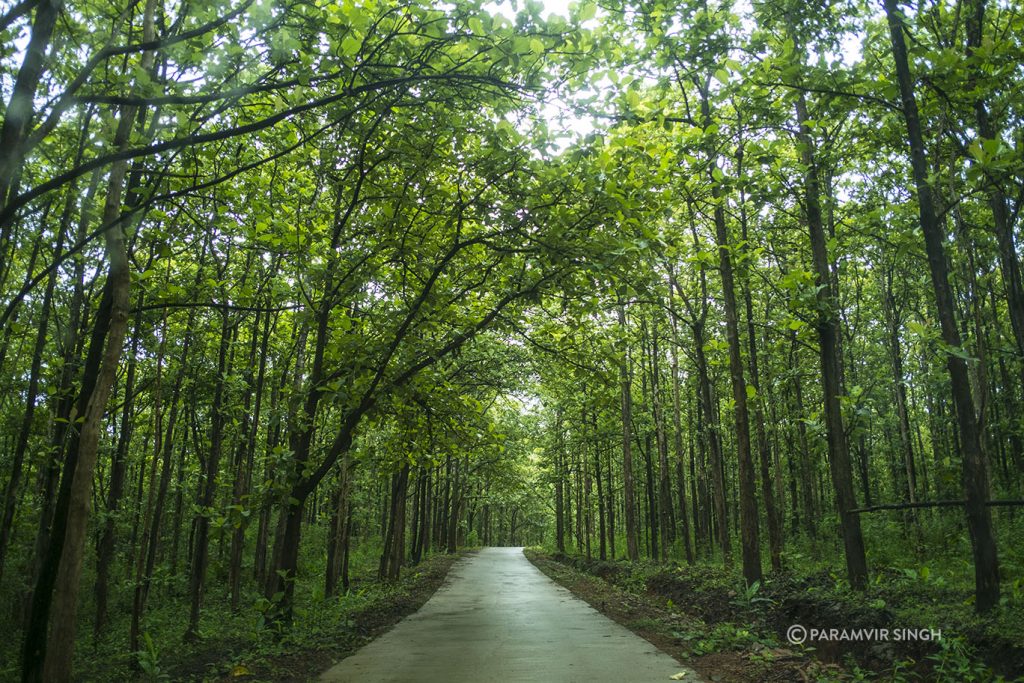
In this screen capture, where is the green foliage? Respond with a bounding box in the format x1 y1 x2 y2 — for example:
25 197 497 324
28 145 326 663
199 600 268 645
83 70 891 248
673 622 773 657
926 637 1007 683
1 0 1023 678
135 633 170 682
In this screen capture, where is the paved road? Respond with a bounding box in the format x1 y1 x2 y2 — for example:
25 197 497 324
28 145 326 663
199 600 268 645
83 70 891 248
319 547 699 682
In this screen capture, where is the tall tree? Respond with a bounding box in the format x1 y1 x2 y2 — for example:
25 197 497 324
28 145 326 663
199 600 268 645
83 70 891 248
884 0 1000 612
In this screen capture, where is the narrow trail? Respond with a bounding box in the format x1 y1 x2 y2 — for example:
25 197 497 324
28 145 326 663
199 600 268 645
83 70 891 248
320 547 699 682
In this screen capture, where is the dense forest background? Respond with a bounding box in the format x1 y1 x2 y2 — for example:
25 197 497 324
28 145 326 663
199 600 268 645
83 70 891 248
0 0 1022 680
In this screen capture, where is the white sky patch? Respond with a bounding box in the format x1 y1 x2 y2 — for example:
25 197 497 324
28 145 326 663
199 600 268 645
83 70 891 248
485 0 574 22
485 0 602 151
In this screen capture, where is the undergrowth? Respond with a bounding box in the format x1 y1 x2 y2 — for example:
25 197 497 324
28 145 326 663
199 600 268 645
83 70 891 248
528 509 1024 682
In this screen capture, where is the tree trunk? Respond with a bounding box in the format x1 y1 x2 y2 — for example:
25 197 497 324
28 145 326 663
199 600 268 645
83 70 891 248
185 308 234 640
651 320 673 560
94 306 147 637
882 273 918 504
668 278 694 564
793 87 868 589
24 66 142 675
618 297 640 561
593 429 607 561
0 0 62 212
885 0 1000 611
0 222 62 579
555 411 566 553
704 93 761 585
231 308 271 609
741 260 782 572
129 311 193 654
379 464 410 581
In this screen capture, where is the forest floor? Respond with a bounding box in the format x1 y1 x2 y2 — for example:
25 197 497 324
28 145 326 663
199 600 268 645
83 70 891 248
524 549 1024 682
163 551 464 683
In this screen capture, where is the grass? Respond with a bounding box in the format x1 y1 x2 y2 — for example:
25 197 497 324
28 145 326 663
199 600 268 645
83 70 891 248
525 511 1024 682
0 528 460 683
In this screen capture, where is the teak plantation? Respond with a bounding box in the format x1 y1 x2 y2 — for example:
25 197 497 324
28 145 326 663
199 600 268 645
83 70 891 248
0 0 1022 680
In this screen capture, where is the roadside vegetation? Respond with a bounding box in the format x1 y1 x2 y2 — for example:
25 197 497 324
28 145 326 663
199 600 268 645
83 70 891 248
2 0 1023 680
527 544 1023 682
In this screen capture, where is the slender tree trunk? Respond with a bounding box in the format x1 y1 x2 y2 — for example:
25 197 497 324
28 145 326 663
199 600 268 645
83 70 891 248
231 308 271 609
593 425 607 561
618 298 640 561
93 306 147 637
668 278 694 564
885 0 1000 611
409 469 423 560
255 375 286 584
0 0 62 213
651 320 673 560
0 224 62 579
704 91 761 585
962 0 1024 389
583 443 593 559
789 336 817 537
379 464 409 580
129 304 195 654
25 58 144 674
641 431 658 559
882 273 918 504
555 411 566 553
793 87 868 589
606 443 615 559
743 270 782 572
446 459 461 553
185 309 234 639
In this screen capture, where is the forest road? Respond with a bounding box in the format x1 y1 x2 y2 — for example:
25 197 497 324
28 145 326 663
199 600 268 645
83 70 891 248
319 546 699 682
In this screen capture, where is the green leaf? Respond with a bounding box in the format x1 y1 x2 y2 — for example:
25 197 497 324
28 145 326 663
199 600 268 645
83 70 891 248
341 35 361 57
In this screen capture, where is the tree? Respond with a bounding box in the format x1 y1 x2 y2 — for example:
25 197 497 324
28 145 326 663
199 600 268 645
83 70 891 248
883 0 1000 612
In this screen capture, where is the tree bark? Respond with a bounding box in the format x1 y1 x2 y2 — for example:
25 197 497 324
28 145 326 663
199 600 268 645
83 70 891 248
704 90 762 585
380 464 410 580
885 0 1000 611
555 411 566 553
185 308 234 640
793 87 868 589
0 0 62 212
618 297 640 561
93 305 147 637
27 154 132 683
651 319 673 561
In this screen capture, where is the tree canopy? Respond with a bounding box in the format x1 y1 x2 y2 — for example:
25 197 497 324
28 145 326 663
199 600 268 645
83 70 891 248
1 0 1022 679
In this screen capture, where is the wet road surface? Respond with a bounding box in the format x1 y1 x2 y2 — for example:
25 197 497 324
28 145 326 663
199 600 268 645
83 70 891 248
319 547 699 682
